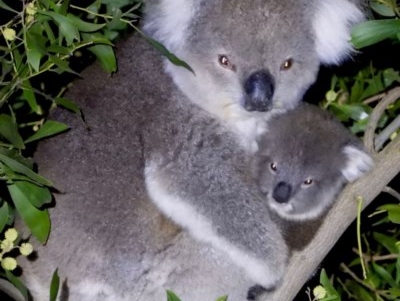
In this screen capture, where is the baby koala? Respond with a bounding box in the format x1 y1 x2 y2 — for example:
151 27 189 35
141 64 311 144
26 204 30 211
252 103 373 222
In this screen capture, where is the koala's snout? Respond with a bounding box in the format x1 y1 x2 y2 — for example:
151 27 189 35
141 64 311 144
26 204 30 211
272 182 292 204
243 70 275 112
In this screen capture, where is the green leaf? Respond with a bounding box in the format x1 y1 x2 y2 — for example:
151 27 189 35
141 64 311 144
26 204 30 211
0 153 53 186
215 296 228 301
351 20 400 49
88 44 117 73
373 232 399 254
47 55 79 75
11 181 52 208
0 202 9 233
67 13 106 32
370 2 396 17
0 0 19 13
40 11 80 45
55 97 81 115
166 290 182 301
139 30 194 74
21 81 41 114
0 114 25 149
377 204 400 224
50 269 60 301
372 262 396 287
8 183 51 244
5 270 29 300
320 269 338 297
26 31 47 72
25 120 69 144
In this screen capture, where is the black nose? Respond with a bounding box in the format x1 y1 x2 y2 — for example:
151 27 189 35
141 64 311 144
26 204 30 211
243 70 275 112
272 182 292 203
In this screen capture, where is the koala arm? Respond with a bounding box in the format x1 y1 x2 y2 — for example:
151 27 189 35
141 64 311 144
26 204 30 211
143 100 288 289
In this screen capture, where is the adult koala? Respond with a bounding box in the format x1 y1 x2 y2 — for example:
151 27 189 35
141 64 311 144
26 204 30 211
7 1 365 301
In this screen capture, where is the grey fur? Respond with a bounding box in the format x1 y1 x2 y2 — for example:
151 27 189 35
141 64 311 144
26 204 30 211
252 104 373 221
9 1 368 300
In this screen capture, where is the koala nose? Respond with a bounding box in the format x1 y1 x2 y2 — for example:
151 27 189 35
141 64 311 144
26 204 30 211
243 70 275 112
272 182 292 204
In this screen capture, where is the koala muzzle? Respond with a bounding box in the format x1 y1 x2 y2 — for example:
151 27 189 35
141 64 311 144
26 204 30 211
243 70 275 112
272 182 292 204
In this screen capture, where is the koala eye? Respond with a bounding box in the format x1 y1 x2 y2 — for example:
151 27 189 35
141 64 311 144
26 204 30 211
302 179 313 187
218 54 236 71
280 58 293 71
270 163 277 172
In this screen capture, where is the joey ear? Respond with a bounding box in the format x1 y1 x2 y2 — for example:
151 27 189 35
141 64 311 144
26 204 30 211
341 145 374 182
313 0 365 65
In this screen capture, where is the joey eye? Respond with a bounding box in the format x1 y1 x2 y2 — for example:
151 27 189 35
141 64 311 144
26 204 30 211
218 54 236 71
270 163 277 172
303 179 313 186
280 58 293 71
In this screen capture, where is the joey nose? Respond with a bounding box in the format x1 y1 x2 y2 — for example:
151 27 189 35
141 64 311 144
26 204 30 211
272 182 292 204
243 70 275 112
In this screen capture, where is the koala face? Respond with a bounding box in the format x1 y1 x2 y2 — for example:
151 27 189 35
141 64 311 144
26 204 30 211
252 104 373 221
144 0 364 124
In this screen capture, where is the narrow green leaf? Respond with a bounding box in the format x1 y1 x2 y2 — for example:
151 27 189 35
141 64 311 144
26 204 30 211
55 97 81 114
373 232 399 254
320 269 338 296
50 269 60 301
8 183 51 243
166 290 182 301
88 44 117 73
48 55 79 75
11 181 52 208
58 0 70 15
40 11 80 45
67 13 106 32
0 114 25 149
378 204 400 224
351 20 400 49
372 262 397 287
370 2 396 17
0 202 9 232
0 0 18 13
21 82 41 114
215 296 228 301
137 29 194 74
25 120 69 144
0 153 53 186
5 270 29 300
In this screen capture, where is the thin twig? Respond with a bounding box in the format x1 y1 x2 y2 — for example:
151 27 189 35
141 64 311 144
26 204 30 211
382 186 400 201
375 115 400 151
364 86 400 153
363 92 387 105
352 247 399 262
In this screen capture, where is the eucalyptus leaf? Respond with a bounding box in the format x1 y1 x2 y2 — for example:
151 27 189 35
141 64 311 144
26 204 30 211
50 269 60 301
351 20 400 49
0 114 25 149
55 97 81 114
370 2 396 17
215 296 228 301
11 181 52 208
21 81 41 114
47 55 80 75
88 44 117 73
320 269 338 297
377 204 400 224
40 11 80 45
25 120 69 144
67 13 106 32
0 0 18 13
0 202 9 232
8 183 51 244
166 290 182 301
5 270 29 300
0 153 53 186
372 262 397 287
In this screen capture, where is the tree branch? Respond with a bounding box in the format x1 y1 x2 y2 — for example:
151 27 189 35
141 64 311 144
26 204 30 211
259 134 400 301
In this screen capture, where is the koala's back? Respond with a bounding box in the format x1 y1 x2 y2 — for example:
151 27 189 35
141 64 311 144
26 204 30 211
17 34 255 301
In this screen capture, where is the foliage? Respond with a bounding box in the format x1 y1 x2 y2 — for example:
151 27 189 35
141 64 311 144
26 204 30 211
310 1 400 300
166 290 228 301
0 0 141 297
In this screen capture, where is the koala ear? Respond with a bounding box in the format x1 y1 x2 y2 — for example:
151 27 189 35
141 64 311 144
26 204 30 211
313 0 365 65
341 145 374 182
144 0 196 51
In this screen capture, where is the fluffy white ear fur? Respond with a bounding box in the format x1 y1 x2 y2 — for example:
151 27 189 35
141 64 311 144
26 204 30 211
341 145 374 182
143 0 196 51
313 0 365 65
